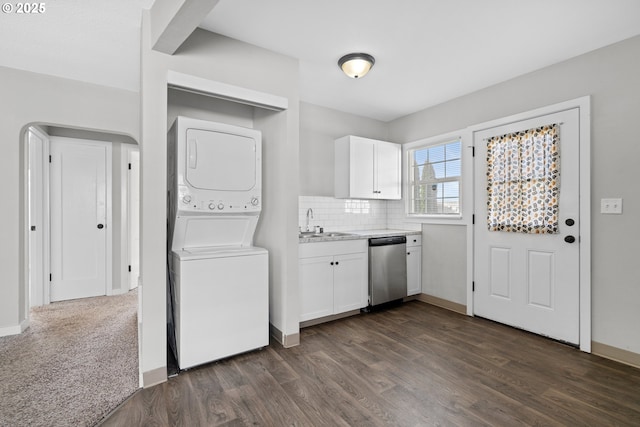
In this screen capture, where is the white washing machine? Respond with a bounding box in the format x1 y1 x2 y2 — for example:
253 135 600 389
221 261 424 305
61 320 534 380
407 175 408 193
167 116 268 370
171 246 268 369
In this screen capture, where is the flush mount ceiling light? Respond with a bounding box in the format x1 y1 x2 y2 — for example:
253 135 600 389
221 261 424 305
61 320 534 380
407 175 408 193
338 53 375 79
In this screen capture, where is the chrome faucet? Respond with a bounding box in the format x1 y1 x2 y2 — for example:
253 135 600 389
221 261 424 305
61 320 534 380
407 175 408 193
306 208 314 231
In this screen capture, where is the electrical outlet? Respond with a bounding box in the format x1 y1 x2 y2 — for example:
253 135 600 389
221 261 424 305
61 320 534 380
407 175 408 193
601 198 623 214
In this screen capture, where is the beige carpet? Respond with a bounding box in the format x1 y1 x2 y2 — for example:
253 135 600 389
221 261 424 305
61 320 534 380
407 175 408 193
0 290 139 426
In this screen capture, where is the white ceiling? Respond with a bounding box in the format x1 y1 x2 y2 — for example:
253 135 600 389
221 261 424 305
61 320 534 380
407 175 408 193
2 0 639 123
0 0 149 93
200 0 640 121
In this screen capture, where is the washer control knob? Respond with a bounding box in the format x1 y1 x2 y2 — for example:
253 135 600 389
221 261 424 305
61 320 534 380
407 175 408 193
251 197 259 206
182 195 191 204
218 203 224 210
208 203 216 210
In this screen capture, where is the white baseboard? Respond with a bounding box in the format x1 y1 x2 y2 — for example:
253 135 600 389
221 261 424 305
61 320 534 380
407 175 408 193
592 341 640 369
415 293 467 315
0 318 30 337
270 323 300 348
142 366 167 388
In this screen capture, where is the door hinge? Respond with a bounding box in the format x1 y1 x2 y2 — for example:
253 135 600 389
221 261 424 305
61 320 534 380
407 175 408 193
49 274 52 282
30 225 36 231
472 214 475 225
128 163 132 170
472 146 475 157
472 281 475 292
49 155 52 163
128 265 131 272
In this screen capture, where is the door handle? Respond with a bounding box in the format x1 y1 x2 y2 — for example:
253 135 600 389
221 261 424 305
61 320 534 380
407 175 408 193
97 224 104 229
188 140 197 169
564 235 576 243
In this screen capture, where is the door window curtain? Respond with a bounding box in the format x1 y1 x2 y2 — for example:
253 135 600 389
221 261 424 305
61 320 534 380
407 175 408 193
486 124 560 234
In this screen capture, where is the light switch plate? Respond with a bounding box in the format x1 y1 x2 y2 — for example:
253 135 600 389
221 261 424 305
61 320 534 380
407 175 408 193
601 198 623 214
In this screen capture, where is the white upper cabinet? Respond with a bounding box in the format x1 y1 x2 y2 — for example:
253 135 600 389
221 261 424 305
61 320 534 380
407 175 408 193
335 135 401 200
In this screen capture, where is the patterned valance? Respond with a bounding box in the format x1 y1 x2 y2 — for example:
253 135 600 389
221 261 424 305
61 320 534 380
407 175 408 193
486 124 560 234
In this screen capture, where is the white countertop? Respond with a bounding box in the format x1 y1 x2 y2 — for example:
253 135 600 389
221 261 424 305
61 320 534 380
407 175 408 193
298 228 420 243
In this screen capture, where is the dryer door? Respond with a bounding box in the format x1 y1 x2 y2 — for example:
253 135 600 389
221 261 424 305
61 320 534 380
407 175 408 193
185 129 257 191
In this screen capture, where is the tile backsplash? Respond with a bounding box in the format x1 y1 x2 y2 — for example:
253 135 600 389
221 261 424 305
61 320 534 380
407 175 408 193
299 196 420 232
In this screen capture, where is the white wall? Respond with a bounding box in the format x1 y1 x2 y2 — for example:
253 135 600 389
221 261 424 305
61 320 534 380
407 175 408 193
388 35 640 355
0 65 139 335
299 102 389 197
167 89 254 128
421 224 467 305
140 14 300 385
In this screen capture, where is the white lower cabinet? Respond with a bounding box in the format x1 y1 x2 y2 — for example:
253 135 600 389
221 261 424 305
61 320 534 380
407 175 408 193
406 235 422 296
299 256 334 321
333 252 368 313
299 240 368 322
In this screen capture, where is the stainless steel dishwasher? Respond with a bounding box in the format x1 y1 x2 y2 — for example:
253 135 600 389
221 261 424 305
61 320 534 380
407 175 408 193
368 236 407 306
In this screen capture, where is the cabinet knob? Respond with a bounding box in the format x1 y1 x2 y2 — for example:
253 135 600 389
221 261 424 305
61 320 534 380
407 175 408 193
336 261 339 265
330 262 334 266
407 252 410 255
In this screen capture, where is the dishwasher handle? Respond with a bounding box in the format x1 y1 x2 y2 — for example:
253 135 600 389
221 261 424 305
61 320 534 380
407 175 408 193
369 236 407 246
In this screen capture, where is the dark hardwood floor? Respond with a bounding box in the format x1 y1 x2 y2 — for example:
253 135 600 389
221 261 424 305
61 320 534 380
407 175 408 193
100 301 640 426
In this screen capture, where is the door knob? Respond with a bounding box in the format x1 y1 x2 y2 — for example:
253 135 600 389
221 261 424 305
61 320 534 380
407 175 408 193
97 224 104 229
564 235 576 243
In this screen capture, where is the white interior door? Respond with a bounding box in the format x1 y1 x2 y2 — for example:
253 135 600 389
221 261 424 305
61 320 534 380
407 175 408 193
28 128 47 307
50 138 108 302
128 149 140 290
474 108 580 344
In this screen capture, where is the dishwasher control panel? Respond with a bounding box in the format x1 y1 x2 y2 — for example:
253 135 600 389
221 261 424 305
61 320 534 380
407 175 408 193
368 235 407 246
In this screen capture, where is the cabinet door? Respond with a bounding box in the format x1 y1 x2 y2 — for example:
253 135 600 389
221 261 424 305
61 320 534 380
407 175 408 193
299 256 334 321
406 247 422 296
375 141 401 200
333 252 368 313
349 138 376 198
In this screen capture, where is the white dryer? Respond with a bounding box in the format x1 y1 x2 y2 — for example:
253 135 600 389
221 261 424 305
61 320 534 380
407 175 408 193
167 116 268 370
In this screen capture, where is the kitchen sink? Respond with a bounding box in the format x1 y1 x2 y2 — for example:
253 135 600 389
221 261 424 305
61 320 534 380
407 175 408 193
299 231 354 239
299 231 317 237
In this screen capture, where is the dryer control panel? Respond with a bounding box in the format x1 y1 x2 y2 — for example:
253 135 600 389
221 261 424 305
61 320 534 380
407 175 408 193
178 185 261 213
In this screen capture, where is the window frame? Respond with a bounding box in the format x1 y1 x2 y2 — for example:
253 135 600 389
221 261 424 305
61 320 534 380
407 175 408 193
403 129 471 223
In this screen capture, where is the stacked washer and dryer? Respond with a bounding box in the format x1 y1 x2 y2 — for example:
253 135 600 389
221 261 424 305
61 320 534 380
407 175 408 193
167 116 268 370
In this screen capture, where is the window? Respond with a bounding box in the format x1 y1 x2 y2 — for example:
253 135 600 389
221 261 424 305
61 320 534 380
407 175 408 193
408 139 461 215
486 124 559 233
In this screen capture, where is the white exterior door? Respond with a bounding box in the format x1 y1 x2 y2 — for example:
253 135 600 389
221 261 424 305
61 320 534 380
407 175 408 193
474 108 580 344
50 138 108 302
